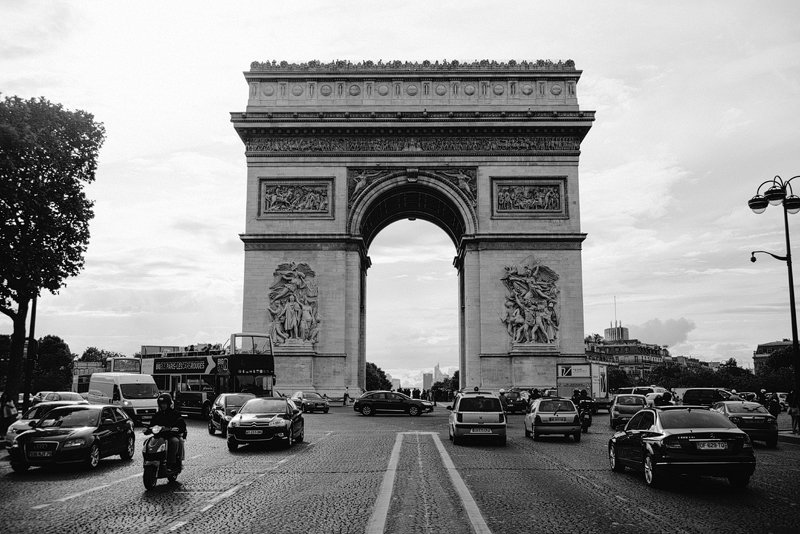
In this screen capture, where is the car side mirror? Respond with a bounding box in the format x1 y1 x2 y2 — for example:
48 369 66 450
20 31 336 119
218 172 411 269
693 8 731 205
293 409 300 415
230 410 237 416
28 420 37 427
102 418 114 425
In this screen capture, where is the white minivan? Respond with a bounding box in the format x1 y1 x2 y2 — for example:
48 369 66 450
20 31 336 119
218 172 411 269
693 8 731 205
87 373 160 425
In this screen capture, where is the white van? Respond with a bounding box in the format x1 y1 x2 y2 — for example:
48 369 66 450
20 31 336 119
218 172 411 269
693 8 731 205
87 373 159 424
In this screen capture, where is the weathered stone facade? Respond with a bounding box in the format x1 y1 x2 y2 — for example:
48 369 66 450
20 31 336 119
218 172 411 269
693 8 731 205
232 60 594 393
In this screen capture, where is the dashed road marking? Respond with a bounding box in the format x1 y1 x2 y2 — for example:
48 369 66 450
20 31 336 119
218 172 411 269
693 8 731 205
31 472 141 510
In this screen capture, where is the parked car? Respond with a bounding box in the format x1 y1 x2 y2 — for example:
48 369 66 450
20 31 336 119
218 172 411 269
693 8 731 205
30 391 54 405
609 394 647 430
681 388 737 407
353 391 433 416
226 397 304 451
291 391 330 413
500 390 528 414
711 401 778 448
208 393 256 437
38 391 88 404
5 401 88 447
174 387 216 419
447 391 506 445
608 406 756 488
524 398 581 442
8 405 136 472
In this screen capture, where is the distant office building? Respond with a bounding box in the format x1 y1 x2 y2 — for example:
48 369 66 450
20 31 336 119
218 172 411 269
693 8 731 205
423 373 433 391
586 322 668 379
391 378 401 390
434 363 447 384
753 340 792 376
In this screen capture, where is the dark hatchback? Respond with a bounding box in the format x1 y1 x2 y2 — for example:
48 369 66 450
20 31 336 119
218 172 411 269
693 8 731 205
712 401 778 448
501 391 528 414
9 405 135 472
226 397 304 451
608 406 756 488
208 393 256 437
354 391 433 416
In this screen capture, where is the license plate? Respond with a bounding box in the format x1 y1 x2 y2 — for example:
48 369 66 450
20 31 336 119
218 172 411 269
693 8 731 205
697 441 727 450
28 451 52 457
470 428 492 434
245 430 262 435
550 417 566 422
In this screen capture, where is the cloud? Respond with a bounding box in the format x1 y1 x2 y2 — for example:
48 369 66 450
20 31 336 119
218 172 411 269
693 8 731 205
628 318 696 347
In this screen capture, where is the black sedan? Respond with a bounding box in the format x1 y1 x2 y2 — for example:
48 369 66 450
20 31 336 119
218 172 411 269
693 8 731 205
226 397 304 451
291 391 330 413
208 393 255 437
353 391 433 416
9 405 135 472
712 401 778 448
608 406 756 488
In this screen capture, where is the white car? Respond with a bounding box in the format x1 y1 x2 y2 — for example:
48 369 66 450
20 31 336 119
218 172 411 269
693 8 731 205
524 398 581 442
447 391 506 446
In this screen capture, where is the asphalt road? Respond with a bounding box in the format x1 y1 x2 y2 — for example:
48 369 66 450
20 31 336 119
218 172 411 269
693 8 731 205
1 406 798 534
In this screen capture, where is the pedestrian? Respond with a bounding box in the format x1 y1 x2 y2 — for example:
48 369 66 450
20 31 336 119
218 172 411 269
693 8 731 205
343 386 349 406
1 393 19 440
758 389 768 405
787 390 799 434
768 393 782 419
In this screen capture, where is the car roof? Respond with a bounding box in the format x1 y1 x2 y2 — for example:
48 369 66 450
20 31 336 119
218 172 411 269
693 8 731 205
614 394 647 398
716 400 763 407
653 405 709 411
459 391 499 398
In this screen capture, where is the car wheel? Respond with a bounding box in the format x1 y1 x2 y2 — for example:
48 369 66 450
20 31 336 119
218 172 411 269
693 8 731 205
120 434 135 460
643 453 662 487
208 419 215 435
227 437 238 452
766 438 778 449
498 435 506 446
296 424 305 443
10 461 29 473
143 466 157 489
728 474 751 488
610 417 616 429
285 427 294 448
323 408 329 414
221 425 228 438
573 432 581 443
361 405 374 416
201 404 210 420
532 431 540 441
448 426 454 441
524 425 531 438
167 474 178 483
452 433 462 446
85 442 101 469
609 445 624 472
409 405 421 417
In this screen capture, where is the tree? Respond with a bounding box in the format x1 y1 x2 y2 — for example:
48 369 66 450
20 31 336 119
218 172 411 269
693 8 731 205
608 367 633 390
450 370 460 391
0 95 105 400
31 335 74 392
79 346 125 366
365 362 392 391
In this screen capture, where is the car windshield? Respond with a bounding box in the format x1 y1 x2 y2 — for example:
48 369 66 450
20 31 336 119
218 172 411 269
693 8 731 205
39 408 99 428
225 395 254 407
660 410 736 429
120 383 160 399
240 399 287 414
539 400 575 412
727 403 769 415
458 397 502 412
305 392 323 399
51 392 84 401
617 396 646 406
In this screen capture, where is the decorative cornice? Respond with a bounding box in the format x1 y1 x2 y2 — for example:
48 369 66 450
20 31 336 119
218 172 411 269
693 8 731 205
249 59 577 73
233 110 595 123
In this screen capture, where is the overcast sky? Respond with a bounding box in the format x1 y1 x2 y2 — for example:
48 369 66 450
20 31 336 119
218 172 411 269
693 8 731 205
2 1 799 387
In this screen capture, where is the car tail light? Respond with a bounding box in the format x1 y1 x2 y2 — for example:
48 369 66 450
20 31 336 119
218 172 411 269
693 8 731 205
729 416 742 424
456 413 463 423
664 436 682 449
742 434 753 449
499 413 505 423
534 415 542 425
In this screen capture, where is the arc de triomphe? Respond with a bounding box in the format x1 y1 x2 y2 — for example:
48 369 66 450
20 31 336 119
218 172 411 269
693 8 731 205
231 60 594 394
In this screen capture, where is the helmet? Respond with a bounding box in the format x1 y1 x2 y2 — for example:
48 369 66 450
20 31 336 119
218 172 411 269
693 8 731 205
580 389 588 397
499 389 506 394
731 389 737 394
573 389 580 395
157 393 173 410
761 389 766 393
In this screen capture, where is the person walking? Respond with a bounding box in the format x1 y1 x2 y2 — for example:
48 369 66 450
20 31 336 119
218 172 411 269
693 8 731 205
343 387 350 406
768 393 782 420
1 393 18 438
787 390 799 434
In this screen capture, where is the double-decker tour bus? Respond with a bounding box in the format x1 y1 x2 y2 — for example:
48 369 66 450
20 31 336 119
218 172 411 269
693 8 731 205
139 333 275 418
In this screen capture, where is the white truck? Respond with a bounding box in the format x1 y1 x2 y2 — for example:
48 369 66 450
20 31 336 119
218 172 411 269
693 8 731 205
555 362 612 412
87 373 160 425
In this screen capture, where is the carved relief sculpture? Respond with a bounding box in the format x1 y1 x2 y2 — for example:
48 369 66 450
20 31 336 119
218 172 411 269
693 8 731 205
261 181 330 216
500 257 560 345
497 184 560 212
267 262 320 346
347 168 478 209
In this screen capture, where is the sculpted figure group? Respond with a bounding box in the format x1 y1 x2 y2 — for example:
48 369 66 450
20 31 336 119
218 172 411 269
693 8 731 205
500 259 560 344
267 262 320 345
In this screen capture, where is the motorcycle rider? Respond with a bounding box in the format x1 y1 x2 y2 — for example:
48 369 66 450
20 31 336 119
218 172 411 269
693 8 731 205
146 393 186 471
578 389 593 429
571 389 581 407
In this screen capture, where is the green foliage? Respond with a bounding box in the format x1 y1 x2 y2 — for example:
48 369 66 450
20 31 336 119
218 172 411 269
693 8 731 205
608 367 633 390
450 370 460 391
365 362 392 391
32 335 74 391
0 95 104 398
80 346 125 364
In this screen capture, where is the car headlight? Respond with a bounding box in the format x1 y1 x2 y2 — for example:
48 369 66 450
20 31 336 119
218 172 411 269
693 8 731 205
268 418 287 427
224 415 232 421
228 419 239 428
64 439 87 448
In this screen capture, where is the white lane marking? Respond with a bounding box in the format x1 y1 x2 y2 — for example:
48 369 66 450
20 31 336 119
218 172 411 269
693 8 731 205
200 484 243 512
189 454 202 460
32 472 141 509
365 432 404 534
168 522 187 532
430 432 492 534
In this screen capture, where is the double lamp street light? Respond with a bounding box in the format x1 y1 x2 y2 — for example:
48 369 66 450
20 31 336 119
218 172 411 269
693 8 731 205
748 175 800 397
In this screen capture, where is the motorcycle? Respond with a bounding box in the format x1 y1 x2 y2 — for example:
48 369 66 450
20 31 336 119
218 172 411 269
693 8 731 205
578 400 593 433
142 425 185 489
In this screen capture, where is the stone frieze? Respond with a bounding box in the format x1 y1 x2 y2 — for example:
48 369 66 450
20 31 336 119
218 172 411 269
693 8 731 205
261 181 330 216
500 257 560 346
249 59 577 72
347 168 477 209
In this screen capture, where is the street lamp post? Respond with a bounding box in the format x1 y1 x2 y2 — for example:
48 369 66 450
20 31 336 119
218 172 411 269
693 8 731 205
748 175 800 398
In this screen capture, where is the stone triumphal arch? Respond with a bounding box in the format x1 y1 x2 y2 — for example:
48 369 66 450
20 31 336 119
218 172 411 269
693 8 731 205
231 60 594 394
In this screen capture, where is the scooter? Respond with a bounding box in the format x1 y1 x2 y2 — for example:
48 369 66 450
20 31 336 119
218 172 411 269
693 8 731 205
578 400 593 433
142 425 185 490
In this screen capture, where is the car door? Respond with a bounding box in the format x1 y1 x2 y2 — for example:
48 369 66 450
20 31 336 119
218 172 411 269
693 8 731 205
97 408 121 454
212 397 224 428
386 393 406 412
617 411 646 464
287 400 302 437
628 411 655 466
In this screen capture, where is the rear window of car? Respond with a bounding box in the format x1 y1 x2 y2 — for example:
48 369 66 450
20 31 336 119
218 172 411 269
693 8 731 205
727 403 769 415
617 396 646 406
659 410 736 429
458 397 502 412
683 390 717 403
538 400 576 412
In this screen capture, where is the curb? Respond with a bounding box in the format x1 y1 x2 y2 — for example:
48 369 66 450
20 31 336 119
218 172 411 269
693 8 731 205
778 431 800 445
